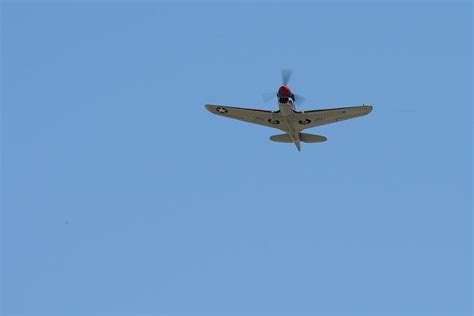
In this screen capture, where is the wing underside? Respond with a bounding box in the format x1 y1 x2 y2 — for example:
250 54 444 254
205 104 373 132
205 104 284 129
289 105 373 130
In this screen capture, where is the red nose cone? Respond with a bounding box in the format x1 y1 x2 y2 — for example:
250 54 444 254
278 85 292 98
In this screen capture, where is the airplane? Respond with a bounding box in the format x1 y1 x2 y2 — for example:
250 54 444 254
204 70 373 151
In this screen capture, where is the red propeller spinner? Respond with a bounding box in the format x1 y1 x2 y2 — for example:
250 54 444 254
278 85 292 98
262 70 305 104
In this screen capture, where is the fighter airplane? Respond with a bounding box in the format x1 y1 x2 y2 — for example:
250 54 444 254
204 70 373 151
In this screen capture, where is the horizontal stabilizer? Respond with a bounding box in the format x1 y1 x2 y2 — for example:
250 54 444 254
270 133 327 143
300 133 327 143
270 134 292 143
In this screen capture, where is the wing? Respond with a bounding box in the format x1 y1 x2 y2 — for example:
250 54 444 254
290 105 373 130
205 104 284 129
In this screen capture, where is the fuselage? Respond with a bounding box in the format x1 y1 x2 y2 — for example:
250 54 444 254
277 85 301 151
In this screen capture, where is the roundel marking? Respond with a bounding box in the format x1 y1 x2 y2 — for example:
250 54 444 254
299 119 311 125
216 107 228 114
267 119 280 125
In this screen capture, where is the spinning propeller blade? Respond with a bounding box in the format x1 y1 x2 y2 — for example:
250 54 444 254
294 93 306 105
281 69 292 85
261 69 306 105
261 92 276 103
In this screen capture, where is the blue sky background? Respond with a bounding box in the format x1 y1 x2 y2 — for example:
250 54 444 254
2 1 472 315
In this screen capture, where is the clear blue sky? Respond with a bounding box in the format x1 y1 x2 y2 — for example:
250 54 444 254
2 1 472 315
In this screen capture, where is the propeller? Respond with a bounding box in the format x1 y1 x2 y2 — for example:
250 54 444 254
281 69 292 85
261 91 306 105
261 92 276 103
293 93 306 105
261 69 306 105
